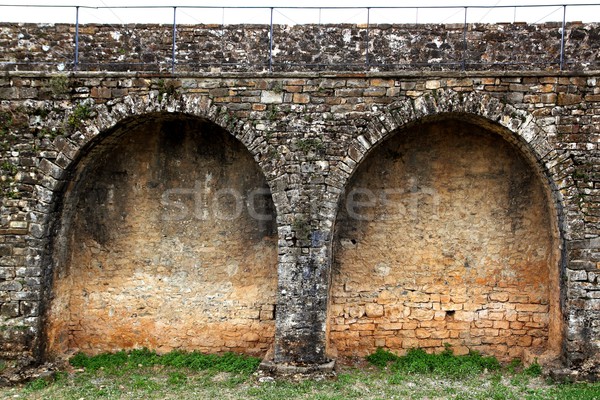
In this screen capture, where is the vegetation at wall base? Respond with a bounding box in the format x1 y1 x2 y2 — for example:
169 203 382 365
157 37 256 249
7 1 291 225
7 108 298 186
3 347 600 399
69 348 261 375
366 345 501 377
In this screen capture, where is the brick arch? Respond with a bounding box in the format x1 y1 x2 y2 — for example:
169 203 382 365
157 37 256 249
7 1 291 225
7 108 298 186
327 89 572 240
34 91 280 265
33 92 282 281
34 95 279 359
49 91 277 187
326 91 571 362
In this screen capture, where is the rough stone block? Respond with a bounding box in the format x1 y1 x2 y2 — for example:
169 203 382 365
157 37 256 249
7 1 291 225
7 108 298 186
1 301 20 317
365 303 384 318
261 91 283 104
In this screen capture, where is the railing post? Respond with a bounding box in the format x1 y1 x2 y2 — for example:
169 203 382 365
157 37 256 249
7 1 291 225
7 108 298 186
269 7 274 72
560 4 566 71
172 6 177 74
365 7 370 68
221 7 225 69
74 6 79 71
462 6 468 71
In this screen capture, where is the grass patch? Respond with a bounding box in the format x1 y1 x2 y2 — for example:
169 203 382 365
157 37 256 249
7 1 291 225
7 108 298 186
296 138 324 154
167 371 188 386
3 348 600 399
49 74 69 97
66 103 92 131
70 348 261 375
367 345 500 378
365 347 401 367
523 361 543 377
542 382 600 399
24 377 50 392
506 357 523 374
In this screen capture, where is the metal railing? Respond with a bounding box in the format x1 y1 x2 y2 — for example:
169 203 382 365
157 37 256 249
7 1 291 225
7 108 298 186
1 4 599 73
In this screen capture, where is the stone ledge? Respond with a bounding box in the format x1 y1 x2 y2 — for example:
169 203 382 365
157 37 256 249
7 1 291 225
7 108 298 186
5 70 600 79
549 368 597 383
258 359 336 375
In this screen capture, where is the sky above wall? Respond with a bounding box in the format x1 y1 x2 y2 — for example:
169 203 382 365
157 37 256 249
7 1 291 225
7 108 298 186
0 0 599 24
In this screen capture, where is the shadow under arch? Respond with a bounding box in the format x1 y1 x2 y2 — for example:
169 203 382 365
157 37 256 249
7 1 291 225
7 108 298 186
40 111 278 359
328 112 566 364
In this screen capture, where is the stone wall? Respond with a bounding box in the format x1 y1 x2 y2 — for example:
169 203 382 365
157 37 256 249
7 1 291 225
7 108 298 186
0 48 599 376
331 119 559 361
1 22 600 72
46 114 277 357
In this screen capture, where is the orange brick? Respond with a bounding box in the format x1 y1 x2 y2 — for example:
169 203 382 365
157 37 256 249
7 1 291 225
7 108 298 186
378 323 403 330
431 330 450 339
292 93 310 104
489 292 509 302
284 85 302 93
350 323 375 331
419 339 442 348
370 78 394 87
493 320 510 329
415 329 431 339
365 303 384 318
402 338 419 348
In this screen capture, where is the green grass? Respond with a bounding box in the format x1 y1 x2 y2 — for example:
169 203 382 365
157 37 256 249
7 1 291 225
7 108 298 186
2 348 600 400
523 362 543 377
66 103 92 130
69 348 261 375
366 344 501 378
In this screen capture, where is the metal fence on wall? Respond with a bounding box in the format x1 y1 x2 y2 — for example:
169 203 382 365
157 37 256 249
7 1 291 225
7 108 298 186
1 4 600 73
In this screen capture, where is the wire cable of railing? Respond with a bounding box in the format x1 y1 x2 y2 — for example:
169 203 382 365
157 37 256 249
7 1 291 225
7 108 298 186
533 6 564 24
0 4 598 9
274 9 301 26
476 0 503 23
1 4 599 24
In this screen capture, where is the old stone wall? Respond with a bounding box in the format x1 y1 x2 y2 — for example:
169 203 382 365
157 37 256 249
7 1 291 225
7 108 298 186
0 23 599 378
330 119 559 361
46 114 277 357
0 22 599 72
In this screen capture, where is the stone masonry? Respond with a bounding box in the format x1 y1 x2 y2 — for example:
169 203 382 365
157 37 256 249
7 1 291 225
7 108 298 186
0 21 599 72
0 22 600 378
45 115 278 358
331 119 560 362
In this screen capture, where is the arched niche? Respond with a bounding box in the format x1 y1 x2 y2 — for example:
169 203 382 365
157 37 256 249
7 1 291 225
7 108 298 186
45 112 278 358
329 114 563 363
